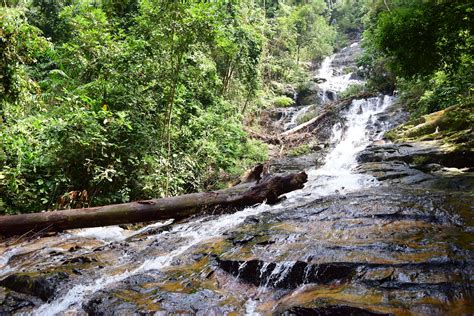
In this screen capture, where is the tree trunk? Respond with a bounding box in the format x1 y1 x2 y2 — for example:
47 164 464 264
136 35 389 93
281 92 376 137
0 172 307 237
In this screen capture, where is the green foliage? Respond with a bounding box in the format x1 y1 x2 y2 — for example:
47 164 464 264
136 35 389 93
296 105 318 125
361 0 473 116
288 144 311 157
0 0 337 214
331 0 369 40
272 96 294 107
0 8 51 105
340 83 366 98
262 0 335 85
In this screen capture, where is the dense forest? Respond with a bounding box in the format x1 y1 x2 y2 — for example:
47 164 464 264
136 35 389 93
1 1 473 314
1 0 472 215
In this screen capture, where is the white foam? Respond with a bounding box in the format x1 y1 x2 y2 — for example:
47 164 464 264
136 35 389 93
35 43 396 315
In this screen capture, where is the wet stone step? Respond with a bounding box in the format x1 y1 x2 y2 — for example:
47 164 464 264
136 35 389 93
217 259 357 289
283 305 392 316
0 272 69 301
217 258 473 291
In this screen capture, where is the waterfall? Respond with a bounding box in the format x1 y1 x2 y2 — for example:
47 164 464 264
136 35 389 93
283 42 364 130
30 42 396 314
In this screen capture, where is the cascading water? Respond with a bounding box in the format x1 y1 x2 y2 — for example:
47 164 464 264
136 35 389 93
27 43 397 314
283 42 364 131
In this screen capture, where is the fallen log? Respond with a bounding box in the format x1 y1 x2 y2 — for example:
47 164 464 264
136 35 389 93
0 172 307 236
281 92 377 137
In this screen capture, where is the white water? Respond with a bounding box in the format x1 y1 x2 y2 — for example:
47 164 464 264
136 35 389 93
35 204 272 314
28 43 395 314
284 95 393 204
317 44 363 100
285 42 363 130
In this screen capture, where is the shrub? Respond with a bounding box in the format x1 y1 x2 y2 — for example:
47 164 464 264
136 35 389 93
272 96 295 107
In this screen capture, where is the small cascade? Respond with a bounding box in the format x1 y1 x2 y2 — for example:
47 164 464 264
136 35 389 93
282 42 363 131
2 41 405 315
33 93 394 314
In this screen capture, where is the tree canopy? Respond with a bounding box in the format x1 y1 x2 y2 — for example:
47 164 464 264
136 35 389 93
0 0 336 214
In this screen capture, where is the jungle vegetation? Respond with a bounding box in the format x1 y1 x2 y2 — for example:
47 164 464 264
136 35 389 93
1 0 472 214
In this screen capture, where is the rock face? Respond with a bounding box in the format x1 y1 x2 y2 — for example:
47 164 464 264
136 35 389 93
12 186 467 315
217 259 356 289
0 289 43 314
0 44 472 315
284 305 391 316
0 272 69 301
296 82 323 106
356 141 474 190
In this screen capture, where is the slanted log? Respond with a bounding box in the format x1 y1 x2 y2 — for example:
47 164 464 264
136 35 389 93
0 172 307 236
281 92 377 137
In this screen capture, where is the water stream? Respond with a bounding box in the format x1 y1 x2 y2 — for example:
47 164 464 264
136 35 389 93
34 43 395 314
283 42 363 130
2 42 471 315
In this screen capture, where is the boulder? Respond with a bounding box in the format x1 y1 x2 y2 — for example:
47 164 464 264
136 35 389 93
296 83 322 106
0 272 69 301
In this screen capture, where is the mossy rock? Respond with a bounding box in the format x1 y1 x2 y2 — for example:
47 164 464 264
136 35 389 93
385 103 474 149
0 272 69 301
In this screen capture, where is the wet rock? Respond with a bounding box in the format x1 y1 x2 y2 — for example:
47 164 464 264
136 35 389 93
269 151 326 174
84 287 234 315
217 259 356 289
0 287 43 314
62 255 96 265
244 215 260 224
357 142 474 169
356 140 474 190
0 272 69 301
284 305 391 316
83 291 141 315
282 84 297 99
355 161 435 186
349 72 364 81
311 77 327 84
296 83 323 106
324 90 336 102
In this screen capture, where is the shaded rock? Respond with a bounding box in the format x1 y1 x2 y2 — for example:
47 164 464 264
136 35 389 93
311 77 327 84
356 140 474 191
217 259 356 289
282 84 297 99
0 272 69 301
83 291 140 316
0 288 43 314
269 151 327 174
355 161 435 186
324 90 336 102
84 287 234 315
349 72 364 81
230 234 255 245
357 142 474 169
62 255 96 265
284 305 391 316
297 83 322 106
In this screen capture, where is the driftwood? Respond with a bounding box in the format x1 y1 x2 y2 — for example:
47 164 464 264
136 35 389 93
0 172 307 236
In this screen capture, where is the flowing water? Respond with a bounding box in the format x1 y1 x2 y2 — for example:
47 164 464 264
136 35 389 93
37 43 392 314
1 43 472 315
283 42 363 130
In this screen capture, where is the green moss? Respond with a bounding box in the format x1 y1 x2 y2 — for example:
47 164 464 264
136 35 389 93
384 103 473 148
412 155 429 166
288 144 312 157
